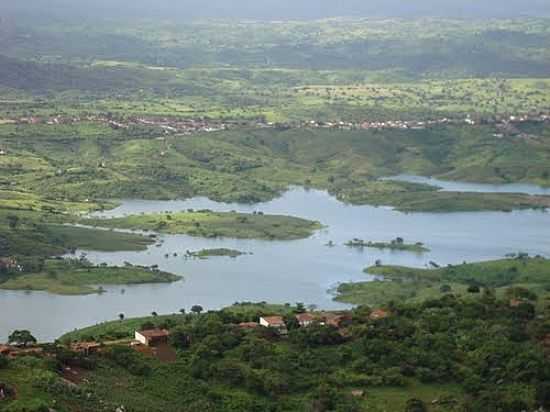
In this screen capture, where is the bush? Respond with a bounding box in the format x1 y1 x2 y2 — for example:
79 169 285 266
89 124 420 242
0 355 8 369
107 346 151 376
404 398 427 412
467 285 480 293
4 399 50 412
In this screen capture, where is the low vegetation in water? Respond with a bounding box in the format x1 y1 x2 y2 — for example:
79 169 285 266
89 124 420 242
345 237 429 253
336 256 550 306
84 211 322 240
0 258 181 295
185 248 248 259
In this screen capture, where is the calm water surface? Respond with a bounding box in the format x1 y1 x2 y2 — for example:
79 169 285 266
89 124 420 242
384 174 550 195
2 187 550 341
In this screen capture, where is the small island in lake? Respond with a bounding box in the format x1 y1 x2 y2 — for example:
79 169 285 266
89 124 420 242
185 248 249 259
0 258 182 295
345 237 430 252
83 210 322 240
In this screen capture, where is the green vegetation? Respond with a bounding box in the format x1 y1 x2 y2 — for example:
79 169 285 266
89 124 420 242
43 225 153 252
336 256 550 306
186 248 248 259
1 18 550 215
2 123 550 212
0 259 181 295
0 191 152 261
84 211 322 240
2 13 550 412
4 293 550 411
345 238 430 253
2 18 550 121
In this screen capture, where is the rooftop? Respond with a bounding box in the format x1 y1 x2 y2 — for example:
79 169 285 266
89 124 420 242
137 329 170 339
295 313 316 322
261 316 285 326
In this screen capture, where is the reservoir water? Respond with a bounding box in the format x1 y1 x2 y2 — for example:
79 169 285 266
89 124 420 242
1 185 550 341
383 174 550 195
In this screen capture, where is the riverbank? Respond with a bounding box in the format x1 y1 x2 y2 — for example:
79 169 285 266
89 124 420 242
335 256 550 306
83 210 323 240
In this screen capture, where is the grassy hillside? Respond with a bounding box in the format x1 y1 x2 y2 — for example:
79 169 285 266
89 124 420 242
2 123 550 212
0 191 152 257
5 19 550 76
336 256 550 306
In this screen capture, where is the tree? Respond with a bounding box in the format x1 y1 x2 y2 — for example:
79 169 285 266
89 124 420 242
440 284 452 293
0 354 8 369
118 313 125 321
6 215 19 230
505 286 537 301
151 311 158 317
141 321 155 331
8 330 37 347
191 305 203 314
536 382 550 409
467 285 480 294
179 308 186 315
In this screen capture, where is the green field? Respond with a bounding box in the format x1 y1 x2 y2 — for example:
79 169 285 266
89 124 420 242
84 211 322 240
2 18 550 122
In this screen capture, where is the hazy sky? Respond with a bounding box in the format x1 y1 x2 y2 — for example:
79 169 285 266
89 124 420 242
4 0 550 21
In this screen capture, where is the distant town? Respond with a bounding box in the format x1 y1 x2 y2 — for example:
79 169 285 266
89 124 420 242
1 112 549 139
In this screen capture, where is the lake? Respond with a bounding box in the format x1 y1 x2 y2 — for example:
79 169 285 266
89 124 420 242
382 174 550 195
1 186 550 341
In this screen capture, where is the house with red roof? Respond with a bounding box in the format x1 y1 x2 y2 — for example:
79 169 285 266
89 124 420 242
259 316 288 335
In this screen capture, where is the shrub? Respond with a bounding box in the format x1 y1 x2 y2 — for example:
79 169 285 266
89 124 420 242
0 355 8 369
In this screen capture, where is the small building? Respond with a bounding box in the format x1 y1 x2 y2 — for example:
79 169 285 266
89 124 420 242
295 313 316 327
135 329 170 347
323 312 351 328
0 345 12 356
0 257 18 271
8 347 43 358
259 316 288 335
369 309 390 321
71 342 101 356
